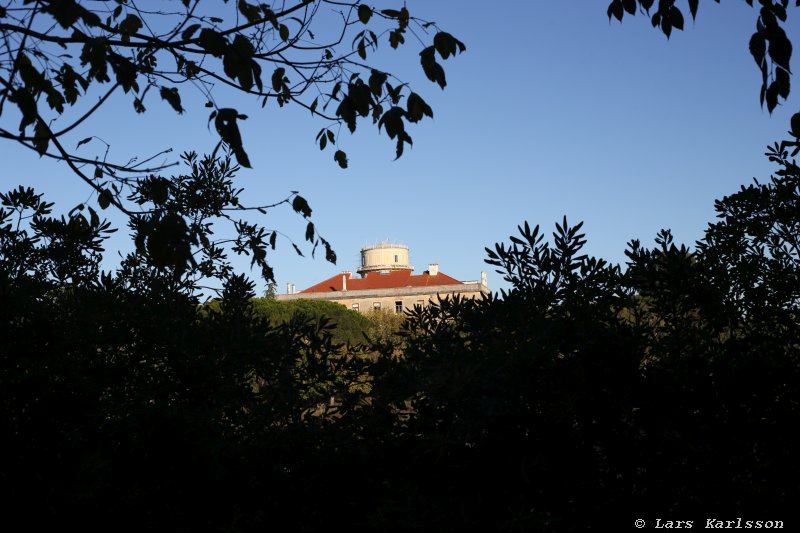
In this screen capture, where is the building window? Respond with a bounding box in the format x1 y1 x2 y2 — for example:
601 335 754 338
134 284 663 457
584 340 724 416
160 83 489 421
395 301 403 314
416 299 424 308
373 302 381 310
352 303 359 312
394 254 399 262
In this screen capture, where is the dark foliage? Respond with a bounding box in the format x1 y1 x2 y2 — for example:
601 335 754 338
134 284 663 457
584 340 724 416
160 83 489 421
609 0 796 113
0 193 373 530
229 297 374 345
0 1 466 286
361 133 800 529
3 126 800 529
3 2 800 527
0 1 464 207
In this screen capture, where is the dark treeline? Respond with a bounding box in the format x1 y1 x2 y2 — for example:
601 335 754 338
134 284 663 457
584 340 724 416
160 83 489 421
2 1 799 529
2 142 799 531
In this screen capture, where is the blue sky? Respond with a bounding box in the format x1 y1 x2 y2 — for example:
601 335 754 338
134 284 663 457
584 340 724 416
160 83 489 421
4 1 799 296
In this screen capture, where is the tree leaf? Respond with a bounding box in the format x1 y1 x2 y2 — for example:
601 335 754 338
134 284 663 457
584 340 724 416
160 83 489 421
334 150 348 169
215 108 251 167
662 16 673 38
358 4 372 24
45 84 65 113
181 23 201 40
9 88 38 133
58 64 85 105
292 195 312 218
750 32 767 67
773 3 787 22
198 28 227 57
119 14 143 43
336 98 357 133
150 178 169 204
433 32 457 59
765 81 779 113
790 113 800 137
98 189 112 209
271 67 285 91
42 0 83 28
368 70 387 97
159 86 185 114
324 240 336 264
622 0 636 15
669 6 684 32
651 11 661 28
33 120 50 156
378 106 405 139
775 66 790 99
767 28 792 72
420 46 446 89
108 52 138 93
349 80 372 117
372 103 383 124
607 1 623 22
389 29 405 49
238 0 261 23
395 130 412 159
406 92 433 123
688 0 699 19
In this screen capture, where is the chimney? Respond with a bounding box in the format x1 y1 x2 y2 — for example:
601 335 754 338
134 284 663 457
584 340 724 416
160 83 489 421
481 271 487 286
428 263 439 276
286 283 293 295
342 273 347 291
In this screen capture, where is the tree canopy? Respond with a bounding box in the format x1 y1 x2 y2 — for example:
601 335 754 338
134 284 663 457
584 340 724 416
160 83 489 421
3 138 799 528
608 0 795 113
0 0 465 286
2 2 800 530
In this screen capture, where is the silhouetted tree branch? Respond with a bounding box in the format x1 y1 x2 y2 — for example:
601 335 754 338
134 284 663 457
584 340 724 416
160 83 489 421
608 0 794 113
0 1 466 285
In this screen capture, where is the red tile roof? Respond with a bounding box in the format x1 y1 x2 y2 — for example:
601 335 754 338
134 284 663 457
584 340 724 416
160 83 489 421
300 269 463 293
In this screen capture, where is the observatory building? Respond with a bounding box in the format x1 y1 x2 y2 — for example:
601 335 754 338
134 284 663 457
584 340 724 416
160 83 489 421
277 243 489 314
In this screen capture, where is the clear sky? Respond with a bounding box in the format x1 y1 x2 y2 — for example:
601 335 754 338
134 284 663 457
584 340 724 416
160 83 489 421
4 1 799 296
